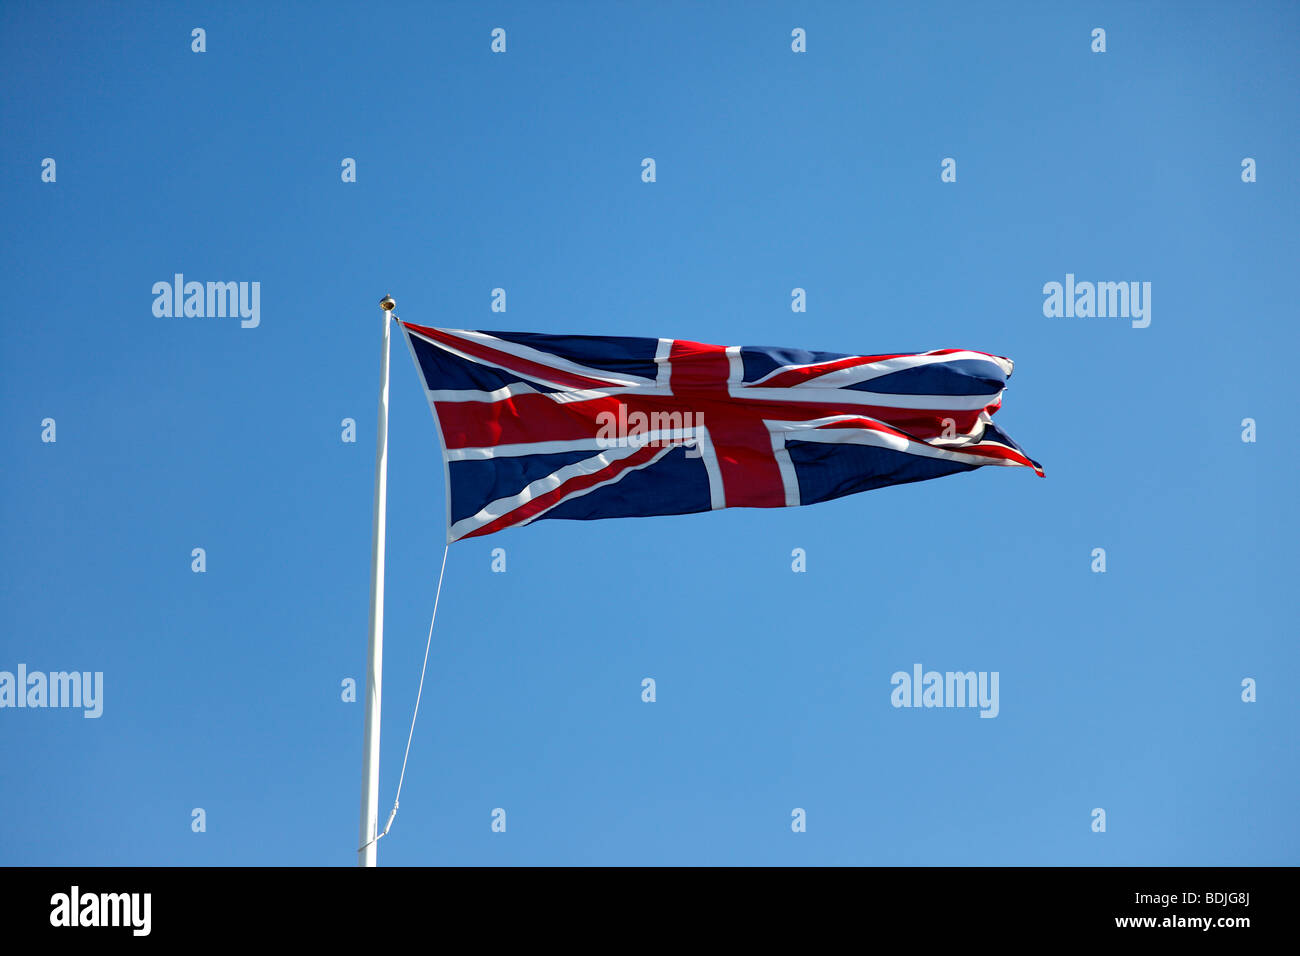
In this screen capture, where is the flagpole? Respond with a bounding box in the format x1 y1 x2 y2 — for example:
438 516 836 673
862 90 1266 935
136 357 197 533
358 294 396 867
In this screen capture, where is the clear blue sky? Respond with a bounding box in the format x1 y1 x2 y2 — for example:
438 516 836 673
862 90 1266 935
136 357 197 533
2 1 1296 866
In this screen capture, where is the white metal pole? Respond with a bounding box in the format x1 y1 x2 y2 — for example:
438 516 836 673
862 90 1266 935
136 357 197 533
358 294 396 866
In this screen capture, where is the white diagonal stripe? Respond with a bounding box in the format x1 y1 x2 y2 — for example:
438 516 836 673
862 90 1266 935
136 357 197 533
430 328 657 388
733 386 1002 411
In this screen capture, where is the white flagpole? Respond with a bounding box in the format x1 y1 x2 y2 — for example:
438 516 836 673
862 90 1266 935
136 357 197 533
358 294 396 866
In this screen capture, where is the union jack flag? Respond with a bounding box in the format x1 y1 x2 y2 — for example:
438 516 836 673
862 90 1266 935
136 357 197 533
398 323 1043 543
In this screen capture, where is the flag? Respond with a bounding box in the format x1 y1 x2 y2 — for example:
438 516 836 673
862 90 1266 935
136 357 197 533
399 323 1042 542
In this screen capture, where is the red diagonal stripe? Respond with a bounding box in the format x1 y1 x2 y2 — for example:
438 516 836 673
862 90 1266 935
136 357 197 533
459 443 672 540
812 417 1043 474
756 353 912 388
404 322 621 391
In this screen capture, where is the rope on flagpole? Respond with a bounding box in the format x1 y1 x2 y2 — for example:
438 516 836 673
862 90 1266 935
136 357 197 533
358 542 450 853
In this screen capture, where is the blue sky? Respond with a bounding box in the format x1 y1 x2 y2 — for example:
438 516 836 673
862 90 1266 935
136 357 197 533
1 1 1296 866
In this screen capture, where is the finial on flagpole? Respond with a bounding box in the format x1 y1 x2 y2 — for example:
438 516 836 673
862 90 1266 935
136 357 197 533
380 295 396 312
